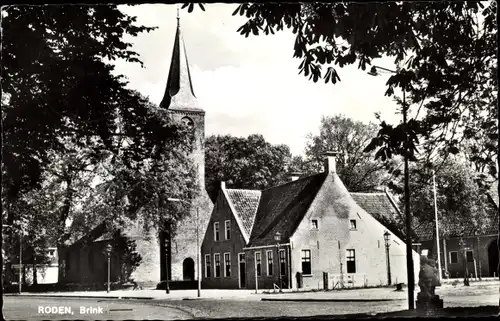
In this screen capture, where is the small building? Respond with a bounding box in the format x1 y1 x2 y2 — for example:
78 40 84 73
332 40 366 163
201 152 420 290
415 181 499 279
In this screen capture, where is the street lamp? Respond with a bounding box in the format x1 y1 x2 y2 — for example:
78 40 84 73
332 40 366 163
369 65 415 309
167 197 201 298
103 244 112 293
384 231 392 286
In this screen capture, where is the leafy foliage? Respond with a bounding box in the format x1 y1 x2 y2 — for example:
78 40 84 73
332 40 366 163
1 5 156 205
205 134 292 200
404 157 494 238
1 5 199 285
188 2 497 172
109 229 142 283
292 115 400 192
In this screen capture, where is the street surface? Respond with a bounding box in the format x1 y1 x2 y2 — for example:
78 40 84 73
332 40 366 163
4 280 498 319
3 297 193 320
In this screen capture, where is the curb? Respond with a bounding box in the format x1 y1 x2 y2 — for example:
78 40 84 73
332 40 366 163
7 294 154 300
261 298 405 302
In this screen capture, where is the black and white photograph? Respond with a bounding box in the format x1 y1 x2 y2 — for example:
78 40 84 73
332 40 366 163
1 2 498 320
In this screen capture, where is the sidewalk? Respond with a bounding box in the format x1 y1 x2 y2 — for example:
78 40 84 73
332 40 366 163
9 280 498 303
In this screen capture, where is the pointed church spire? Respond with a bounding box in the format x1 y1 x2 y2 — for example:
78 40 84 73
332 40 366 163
160 11 200 110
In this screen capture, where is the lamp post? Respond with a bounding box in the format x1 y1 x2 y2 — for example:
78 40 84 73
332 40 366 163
458 238 470 286
275 232 282 290
384 231 392 286
369 65 414 309
104 244 112 293
167 198 201 298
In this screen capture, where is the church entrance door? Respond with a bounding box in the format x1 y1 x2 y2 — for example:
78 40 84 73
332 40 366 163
183 258 195 281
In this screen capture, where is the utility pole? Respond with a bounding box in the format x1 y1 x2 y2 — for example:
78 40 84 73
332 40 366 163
368 65 415 309
19 233 22 294
432 170 442 283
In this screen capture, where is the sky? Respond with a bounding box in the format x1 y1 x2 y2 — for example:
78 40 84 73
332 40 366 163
114 4 404 156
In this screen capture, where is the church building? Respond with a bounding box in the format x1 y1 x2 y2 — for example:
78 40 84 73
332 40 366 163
62 15 213 288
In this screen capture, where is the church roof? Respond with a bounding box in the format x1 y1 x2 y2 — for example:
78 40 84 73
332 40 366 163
159 16 202 112
225 189 261 237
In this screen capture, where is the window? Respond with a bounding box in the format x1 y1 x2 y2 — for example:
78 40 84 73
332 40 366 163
224 253 231 277
205 254 211 278
466 250 474 263
449 251 458 264
311 219 318 229
346 249 356 273
225 220 231 240
301 250 311 275
255 252 262 276
214 222 220 241
48 250 55 257
350 219 357 230
214 254 221 277
267 251 273 276
279 250 286 276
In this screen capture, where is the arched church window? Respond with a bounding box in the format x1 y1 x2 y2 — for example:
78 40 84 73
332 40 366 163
181 116 194 129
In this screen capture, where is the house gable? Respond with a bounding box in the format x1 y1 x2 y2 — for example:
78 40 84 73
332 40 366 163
247 173 327 247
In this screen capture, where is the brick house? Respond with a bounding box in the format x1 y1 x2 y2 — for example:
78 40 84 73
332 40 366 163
201 152 420 290
415 181 499 279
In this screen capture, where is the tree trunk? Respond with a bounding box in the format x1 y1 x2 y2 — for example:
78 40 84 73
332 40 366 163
32 261 38 285
57 244 66 284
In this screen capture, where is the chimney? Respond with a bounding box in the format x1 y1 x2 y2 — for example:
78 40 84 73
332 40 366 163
323 151 341 173
221 181 226 190
286 171 302 182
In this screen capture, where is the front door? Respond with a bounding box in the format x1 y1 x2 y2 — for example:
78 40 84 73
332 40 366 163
238 253 246 288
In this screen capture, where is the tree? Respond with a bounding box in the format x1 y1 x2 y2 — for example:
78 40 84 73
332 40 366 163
1 5 199 285
296 114 400 192
1 4 157 211
205 134 292 200
403 157 493 239
110 229 142 283
237 2 496 165
181 2 497 173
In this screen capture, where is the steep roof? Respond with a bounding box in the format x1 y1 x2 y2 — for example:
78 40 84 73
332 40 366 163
248 173 327 247
413 206 498 241
159 16 201 112
487 180 499 208
225 189 261 238
350 192 402 223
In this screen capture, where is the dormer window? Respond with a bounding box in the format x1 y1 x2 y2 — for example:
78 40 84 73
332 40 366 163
311 219 318 230
350 219 357 230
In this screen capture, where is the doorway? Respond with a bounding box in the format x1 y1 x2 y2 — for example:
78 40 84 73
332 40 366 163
487 240 499 277
183 258 195 281
238 253 246 288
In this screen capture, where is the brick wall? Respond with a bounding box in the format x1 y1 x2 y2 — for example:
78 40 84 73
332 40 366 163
201 191 247 289
244 246 290 290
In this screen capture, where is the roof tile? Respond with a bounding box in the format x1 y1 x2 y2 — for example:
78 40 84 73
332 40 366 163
248 173 327 247
225 189 261 236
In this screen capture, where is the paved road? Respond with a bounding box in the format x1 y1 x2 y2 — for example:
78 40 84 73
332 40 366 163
147 299 410 319
3 297 193 320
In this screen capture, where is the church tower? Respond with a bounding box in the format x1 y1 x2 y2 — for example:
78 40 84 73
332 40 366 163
158 13 214 283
